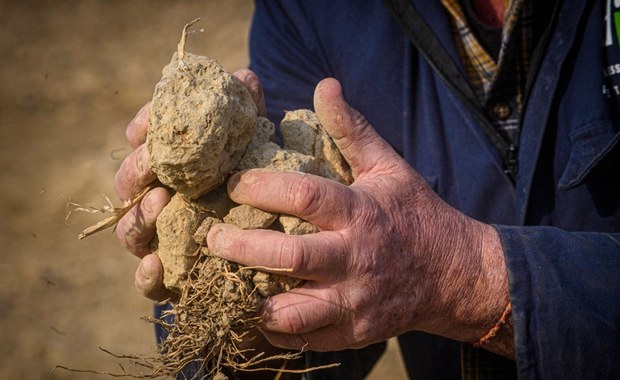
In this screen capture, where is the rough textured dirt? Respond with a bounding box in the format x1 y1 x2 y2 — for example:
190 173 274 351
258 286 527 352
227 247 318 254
148 51 257 199
0 1 407 378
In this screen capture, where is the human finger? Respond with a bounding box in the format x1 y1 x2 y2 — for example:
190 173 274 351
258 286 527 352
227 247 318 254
260 286 378 351
260 285 375 351
115 144 157 201
135 253 177 302
313 78 403 178
233 68 266 117
207 223 347 280
126 102 151 150
226 170 355 230
115 187 170 258
259 285 350 335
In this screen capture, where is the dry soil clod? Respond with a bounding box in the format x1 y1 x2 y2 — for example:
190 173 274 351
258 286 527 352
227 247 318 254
155 193 214 293
147 51 257 199
281 109 353 185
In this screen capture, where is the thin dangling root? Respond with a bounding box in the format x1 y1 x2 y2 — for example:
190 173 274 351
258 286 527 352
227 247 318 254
67 183 157 240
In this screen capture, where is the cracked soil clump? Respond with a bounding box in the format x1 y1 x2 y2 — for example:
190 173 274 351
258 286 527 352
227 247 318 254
147 51 257 200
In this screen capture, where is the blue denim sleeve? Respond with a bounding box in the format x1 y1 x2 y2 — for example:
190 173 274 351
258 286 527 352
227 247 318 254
496 225 620 379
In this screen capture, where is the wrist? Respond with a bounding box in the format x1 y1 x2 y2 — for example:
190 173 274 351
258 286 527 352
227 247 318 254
417 212 509 344
460 221 510 342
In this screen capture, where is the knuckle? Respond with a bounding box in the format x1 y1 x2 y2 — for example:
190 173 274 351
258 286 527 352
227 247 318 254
115 225 131 250
134 145 154 185
351 108 370 132
114 146 155 201
115 211 152 258
141 188 168 220
116 229 145 258
280 236 307 274
290 175 323 217
135 145 151 176
282 304 308 334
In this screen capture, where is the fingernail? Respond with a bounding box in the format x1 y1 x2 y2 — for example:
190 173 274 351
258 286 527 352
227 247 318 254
208 224 233 258
207 225 222 256
142 188 159 214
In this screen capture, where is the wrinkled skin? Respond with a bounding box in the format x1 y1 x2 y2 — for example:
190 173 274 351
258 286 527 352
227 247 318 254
114 71 514 358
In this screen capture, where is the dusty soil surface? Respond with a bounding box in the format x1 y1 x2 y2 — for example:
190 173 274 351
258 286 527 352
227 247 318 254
0 1 407 378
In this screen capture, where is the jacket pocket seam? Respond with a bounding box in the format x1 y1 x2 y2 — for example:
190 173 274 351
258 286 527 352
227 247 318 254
558 121 620 190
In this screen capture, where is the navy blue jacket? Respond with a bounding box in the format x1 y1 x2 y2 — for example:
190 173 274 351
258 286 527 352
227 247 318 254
248 1 620 379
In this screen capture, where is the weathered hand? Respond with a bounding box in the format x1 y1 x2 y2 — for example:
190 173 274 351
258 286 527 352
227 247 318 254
114 69 266 301
207 78 510 353
114 102 173 301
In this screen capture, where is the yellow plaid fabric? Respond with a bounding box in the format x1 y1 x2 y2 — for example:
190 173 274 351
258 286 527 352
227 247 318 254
441 0 531 106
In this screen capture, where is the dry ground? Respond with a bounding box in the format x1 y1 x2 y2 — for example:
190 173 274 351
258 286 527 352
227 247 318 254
0 1 407 378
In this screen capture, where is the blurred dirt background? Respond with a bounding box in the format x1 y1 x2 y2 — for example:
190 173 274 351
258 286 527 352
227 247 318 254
0 0 407 378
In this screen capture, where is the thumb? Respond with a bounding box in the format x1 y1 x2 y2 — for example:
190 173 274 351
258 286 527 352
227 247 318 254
313 78 400 177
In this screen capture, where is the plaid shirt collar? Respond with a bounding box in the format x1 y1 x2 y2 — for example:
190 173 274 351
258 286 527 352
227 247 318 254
441 0 532 105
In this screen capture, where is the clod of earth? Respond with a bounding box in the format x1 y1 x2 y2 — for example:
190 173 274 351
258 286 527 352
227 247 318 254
147 50 257 200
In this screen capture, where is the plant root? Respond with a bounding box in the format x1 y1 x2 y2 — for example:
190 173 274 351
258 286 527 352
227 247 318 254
67 183 157 240
145 252 338 379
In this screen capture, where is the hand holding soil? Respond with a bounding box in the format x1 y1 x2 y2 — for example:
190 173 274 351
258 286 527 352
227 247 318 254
106 20 350 378
208 78 511 353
